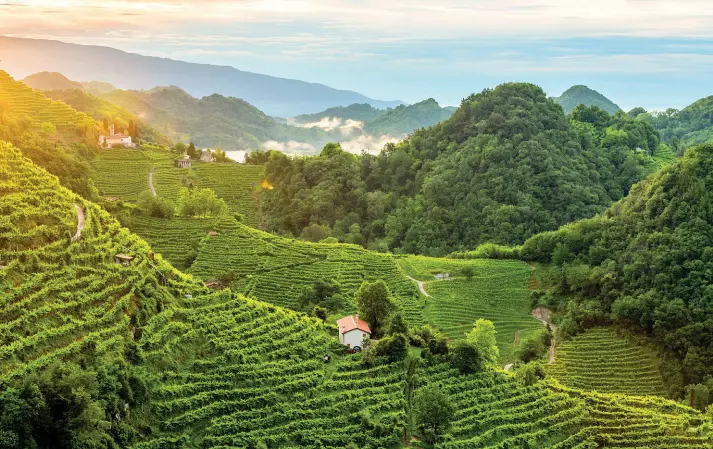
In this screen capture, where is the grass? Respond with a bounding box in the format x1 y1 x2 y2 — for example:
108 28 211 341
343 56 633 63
549 327 667 397
399 256 543 364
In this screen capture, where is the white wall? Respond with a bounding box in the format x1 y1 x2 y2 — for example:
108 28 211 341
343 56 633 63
342 330 368 349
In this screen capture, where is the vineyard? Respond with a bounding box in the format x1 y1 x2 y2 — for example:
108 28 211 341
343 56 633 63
0 142 198 381
136 292 407 449
398 256 542 363
189 218 424 324
0 70 98 138
90 148 264 225
549 327 667 397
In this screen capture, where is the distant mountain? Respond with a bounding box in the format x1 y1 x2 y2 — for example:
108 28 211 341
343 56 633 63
0 36 402 117
292 98 457 138
97 85 331 150
22 71 83 91
293 103 384 124
364 98 457 137
553 85 621 115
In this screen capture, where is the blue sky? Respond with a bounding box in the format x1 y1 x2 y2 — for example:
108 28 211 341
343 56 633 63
2 0 713 110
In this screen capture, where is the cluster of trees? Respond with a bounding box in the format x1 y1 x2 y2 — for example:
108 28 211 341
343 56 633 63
259 84 659 256
637 97 713 152
521 143 713 399
176 187 227 218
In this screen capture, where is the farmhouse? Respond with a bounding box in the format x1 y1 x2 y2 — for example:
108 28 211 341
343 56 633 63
177 155 192 169
336 314 371 350
99 124 135 148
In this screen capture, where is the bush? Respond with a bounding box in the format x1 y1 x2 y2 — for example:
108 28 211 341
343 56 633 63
449 341 482 374
518 362 547 385
136 190 175 218
375 333 408 363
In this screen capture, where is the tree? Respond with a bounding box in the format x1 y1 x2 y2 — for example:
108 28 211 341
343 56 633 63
460 266 475 280
388 313 408 335
413 384 454 444
40 122 56 137
174 142 187 154
137 190 175 218
311 305 328 321
177 187 227 218
450 341 482 374
356 280 395 337
465 319 499 367
374 333 408 363
300 224 331 243
187 142 198 159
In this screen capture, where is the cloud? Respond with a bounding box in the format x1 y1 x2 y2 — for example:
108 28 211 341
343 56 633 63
339 134 399 155
261 140 316 154
288 117 364 135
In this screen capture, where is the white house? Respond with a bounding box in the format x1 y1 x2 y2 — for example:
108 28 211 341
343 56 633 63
99 124 134 148
336 314 371 350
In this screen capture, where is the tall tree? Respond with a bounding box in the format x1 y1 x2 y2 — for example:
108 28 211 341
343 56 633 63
356 280 395 336
413 384 454 445
465 319 499 367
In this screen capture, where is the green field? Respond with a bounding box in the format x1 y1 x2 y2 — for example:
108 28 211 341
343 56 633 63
549 327 667 397
189 217 425 325
399 256 543 364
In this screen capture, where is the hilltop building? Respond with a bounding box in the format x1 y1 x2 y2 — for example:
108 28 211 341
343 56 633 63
99 124 134 148
177 155 192 169
336 314 371 350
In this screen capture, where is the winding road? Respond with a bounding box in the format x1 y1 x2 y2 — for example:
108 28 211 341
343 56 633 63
406 276 430 297
532 307 557 364
72 204 85 242
149 171 157 196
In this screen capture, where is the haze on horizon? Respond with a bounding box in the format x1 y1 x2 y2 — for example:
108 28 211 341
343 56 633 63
2 0 713 110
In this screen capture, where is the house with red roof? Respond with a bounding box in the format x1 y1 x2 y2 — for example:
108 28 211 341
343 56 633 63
336 314 371 350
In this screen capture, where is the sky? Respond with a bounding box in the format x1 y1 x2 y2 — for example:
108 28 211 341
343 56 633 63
2 0 713 110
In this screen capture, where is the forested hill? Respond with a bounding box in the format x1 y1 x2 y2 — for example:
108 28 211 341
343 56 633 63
259 83 660 255
292 103 385 124
363 98 457 137
644 95 713 151
521 143 713 394
553 85 621 115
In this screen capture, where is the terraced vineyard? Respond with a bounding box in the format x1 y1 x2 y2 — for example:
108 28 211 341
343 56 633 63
91 148 264 225
136 292 406 449
0 142 197 380
190 218 424 324
549 327 667 397
0 70 98 138
130 216 219 269
399 256 542 363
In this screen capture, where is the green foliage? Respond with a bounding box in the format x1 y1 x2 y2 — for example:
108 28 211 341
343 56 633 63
515 328 550 363
646 97 713 150
364 98 456 137
465 319 500 367
40 121 56 136
374 333 408 363
356 280 395 336
176 187 227 218
261 83 654 255
387 313 408 335
297 278 346 314
413 384 454 444
517 362 547 386
137 190 175 218
449 341 482 374
522 144 713 387
300 223 332 242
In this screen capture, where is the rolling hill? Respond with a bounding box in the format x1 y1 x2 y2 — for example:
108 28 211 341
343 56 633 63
1 36 402 117
553 85 622 115
2 140 711 448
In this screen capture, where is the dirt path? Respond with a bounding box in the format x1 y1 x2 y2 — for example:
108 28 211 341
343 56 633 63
532 306 557 363
149 171 157 196
406 276 430 297
72 204 85 242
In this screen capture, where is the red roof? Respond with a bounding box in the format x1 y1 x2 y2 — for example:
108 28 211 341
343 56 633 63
337 315 371 334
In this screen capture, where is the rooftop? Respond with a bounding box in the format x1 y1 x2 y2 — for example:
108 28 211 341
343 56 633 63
336 315 371 334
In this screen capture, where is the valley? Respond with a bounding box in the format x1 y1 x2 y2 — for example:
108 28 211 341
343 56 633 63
1 49 713 449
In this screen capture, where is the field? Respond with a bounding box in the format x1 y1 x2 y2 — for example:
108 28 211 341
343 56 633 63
399 256 543 364
0 70 98 138
549 327 667 397
90 148 264 226
189 218 424 324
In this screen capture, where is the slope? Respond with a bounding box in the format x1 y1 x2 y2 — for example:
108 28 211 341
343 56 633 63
522 142 713 392
1 36 402 117
2 140 712 449
292 103 385 124
22 71 83 91
650 95 713 149
364 98 457 137
553 85 621 115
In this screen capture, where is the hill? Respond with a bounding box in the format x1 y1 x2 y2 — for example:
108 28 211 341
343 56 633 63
553 85 621 115
522 142 713 396
22 71 83 91
292 103 385 124
364 98 457 137
1 36 402 117
2 140 712 448
647 96 713 150
260 83 655 255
